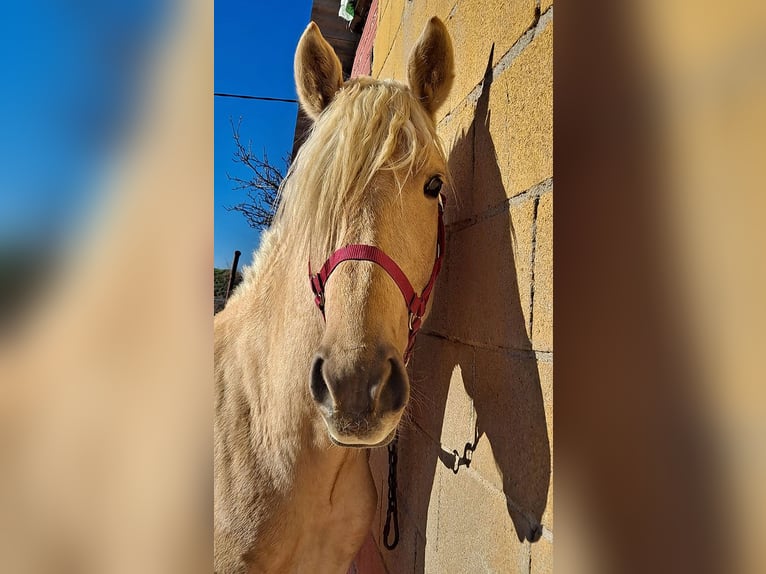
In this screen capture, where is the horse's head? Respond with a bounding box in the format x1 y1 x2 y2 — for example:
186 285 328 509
285 18 454 447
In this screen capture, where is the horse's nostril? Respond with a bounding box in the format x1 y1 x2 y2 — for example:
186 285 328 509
310 349 408 419
377 357 408 413
309 355 330 406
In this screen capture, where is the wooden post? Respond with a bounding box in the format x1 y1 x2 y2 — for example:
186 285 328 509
225 250 242 301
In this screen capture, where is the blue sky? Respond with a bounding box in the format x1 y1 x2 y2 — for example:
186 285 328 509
0 0 165 252
215 1 313 269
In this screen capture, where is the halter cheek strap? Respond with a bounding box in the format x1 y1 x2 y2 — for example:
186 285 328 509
309 195 446 365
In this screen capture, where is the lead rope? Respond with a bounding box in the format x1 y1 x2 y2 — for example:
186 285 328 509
383 437 399 549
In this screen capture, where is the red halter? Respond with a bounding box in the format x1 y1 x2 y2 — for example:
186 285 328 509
309 196 446 365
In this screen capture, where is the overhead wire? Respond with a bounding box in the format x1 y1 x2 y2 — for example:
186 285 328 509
214 92 298 103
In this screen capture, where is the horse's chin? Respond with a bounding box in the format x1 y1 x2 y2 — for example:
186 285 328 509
317 404 404 449
327 427 397 449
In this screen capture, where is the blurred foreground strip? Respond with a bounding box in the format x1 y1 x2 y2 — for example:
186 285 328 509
557 1 766 573
0 1 213 572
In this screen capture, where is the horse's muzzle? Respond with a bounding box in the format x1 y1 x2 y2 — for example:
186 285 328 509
309 344 408 446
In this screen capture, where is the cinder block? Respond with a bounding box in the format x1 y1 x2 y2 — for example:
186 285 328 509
431 462 530 573
463 349 551 540
372 0 404 78
407 334 475 448
374 427 439 574
378 0 405 29
385 0 459 86
380 0 443 82
466 431 502 494
373 0 539 111
431 198 536 350
441 0 538 113
404 0 453 27
371 8 388 75
377 503 428 574
537 359 553 531
390 424 442 527
482 22 552 205
375 27 406 80
437 99 477 224
421 270 450 343
402 0 462 70
512 197 537 337
531 533 553 574
532 192 553 351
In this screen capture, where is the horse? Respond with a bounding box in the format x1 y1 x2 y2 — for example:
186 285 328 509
214 17 455 573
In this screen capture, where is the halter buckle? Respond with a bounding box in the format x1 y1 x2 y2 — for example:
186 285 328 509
310 273 325 311
407 295 426 332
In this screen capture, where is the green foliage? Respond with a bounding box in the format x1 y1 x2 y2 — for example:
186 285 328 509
214 268 242 299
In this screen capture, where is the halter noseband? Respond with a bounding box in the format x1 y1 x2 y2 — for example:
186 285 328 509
309 195 446 365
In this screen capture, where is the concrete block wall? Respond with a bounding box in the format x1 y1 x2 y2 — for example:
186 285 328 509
360 1 554 572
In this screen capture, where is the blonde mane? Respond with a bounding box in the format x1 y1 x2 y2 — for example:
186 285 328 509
274 77 446 260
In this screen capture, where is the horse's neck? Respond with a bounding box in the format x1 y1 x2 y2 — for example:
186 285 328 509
234 229 328 460
216 228 378 572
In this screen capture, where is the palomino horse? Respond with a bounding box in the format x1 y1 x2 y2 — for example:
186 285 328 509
215 17 454 573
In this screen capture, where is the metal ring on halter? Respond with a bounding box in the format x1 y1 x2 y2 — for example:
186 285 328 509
408 312 417 331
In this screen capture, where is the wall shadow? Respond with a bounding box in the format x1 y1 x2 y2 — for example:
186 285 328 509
375 48 551 572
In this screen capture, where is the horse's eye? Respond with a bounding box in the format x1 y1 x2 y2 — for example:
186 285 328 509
424 175 443 198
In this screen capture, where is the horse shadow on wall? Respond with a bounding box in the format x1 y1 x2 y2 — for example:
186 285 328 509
370 49 551 571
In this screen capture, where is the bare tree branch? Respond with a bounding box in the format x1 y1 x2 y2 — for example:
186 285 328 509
225 117 291 230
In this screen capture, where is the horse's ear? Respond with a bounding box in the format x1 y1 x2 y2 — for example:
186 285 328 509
407 17 455 116
294 22 344 121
